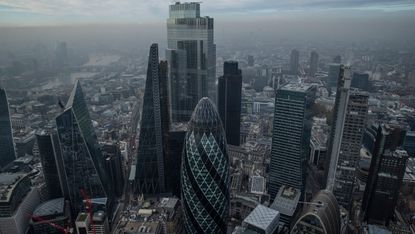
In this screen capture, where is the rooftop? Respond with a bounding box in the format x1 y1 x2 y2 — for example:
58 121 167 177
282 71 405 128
0 173 27 202
243 204 279 231
33 198 65 217
271 186 301 217
280 83 313 93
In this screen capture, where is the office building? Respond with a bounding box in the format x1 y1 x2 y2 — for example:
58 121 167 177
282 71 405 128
290 49 299 75
362 124 408 225
166 125 187 197
270 186 301 229
325 65 351 190
290 190 340 234
102 142 124 197
55 80 113 216
269 83 315 200
75 211 110 234
0 87 15 169
29 198 70 234
404 131 415 158
333 55 342 63
0 173 41 234
333 90 369 208
136 44 170 194
36 131 63 199
181 97 230 233
327 64 341 91
240 205 280 234
167 2 216 122
309 51 319 76
218 61 242 146
352 72 370 91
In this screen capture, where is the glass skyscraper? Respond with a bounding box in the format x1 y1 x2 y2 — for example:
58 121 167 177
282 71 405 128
0 87 15 169
135 44 170 194
181 97 230 233
167 2 216 122
56 80 112 216
218 61 242 146
269 83 315 201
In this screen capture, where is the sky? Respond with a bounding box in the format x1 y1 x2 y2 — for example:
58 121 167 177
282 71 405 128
1 0 415 26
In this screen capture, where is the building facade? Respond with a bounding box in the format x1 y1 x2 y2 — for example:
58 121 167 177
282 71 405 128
167 2 216 122
135 44 170 194
268 83 315 201
55 80 113 217
290 49 299 75
309 51 319 76
217 61 242 146
181 98 230 233
0 87 15 169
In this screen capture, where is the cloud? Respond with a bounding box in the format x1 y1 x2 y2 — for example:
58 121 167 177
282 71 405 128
0 0 414 25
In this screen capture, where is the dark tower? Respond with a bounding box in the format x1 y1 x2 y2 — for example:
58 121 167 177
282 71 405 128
217 61 242 146
362 124 408 225
290 49 300 75
135 44 170 194
0 87 15 169
181 98 230 233
309 51 319 76
36 131 63 199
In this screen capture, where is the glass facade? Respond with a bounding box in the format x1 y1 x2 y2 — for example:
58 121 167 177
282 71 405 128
135 44 170 194
181 98 230 233
167 2 216 122
0 87 15 169
269 84 315 201
56 81 112 216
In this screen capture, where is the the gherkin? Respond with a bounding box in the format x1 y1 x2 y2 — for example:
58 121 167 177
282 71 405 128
181 97 230 234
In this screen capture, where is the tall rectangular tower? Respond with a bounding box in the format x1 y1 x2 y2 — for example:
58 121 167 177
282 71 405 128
269 83 315 201
135 44 170 194
167 2 216 123
0 87 15 169
218 61 242 146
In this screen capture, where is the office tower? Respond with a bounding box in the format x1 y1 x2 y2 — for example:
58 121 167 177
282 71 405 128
290 190 340 234
0 87 15 169
181 97 230 233
166 126 186 197
30 198 70 234
269 84 315 201
326 66 369 208
325 65 351 191
102 143 124 197
247 55 255 67
56 80 113 216
362 124 408 225
218 61 242 146
136 44 170 194
309 51 319 76
0 173 41 234
404 131 415 158
352 72 370 91
290 49 299 75
333 55 342 63
167 2 216 122
75 211 110 234
327 64 341 92
36 131 63 199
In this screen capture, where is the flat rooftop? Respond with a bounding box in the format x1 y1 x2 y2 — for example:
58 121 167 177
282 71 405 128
280 83 313 93
243 204 279 231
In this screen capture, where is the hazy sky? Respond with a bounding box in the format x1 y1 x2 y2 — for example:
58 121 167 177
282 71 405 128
1 0 415 26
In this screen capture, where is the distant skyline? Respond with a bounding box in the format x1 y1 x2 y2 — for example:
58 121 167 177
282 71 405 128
1 0 415 26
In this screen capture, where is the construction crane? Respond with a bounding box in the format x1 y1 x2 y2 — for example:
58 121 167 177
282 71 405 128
30 214 70 234
80 188 96 234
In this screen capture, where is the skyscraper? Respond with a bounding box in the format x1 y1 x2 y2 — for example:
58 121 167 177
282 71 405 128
326 65 369 208
181 97 230 233
55 80 113 216
36 131 63 199
269 83 315 201
167 2 216 122
327 64 341 93
0 87 15 169
325 65 351 191
290 49 300 75
352 72 370 91
218 61 242 146
362 124 408 225
404 131 415 158
135 44 170 194
309 51 319 76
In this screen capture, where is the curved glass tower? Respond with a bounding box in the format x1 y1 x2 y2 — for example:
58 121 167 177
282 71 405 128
181 97 229 234
0 87 15 169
